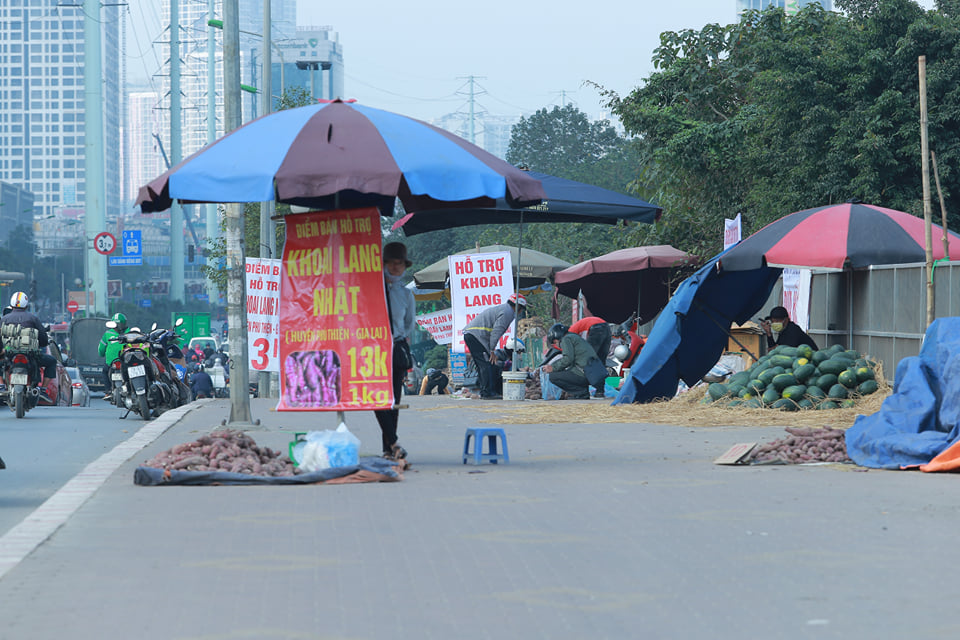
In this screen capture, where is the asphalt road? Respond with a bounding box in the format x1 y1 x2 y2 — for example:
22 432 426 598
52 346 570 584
3 396 960 639
0 397 136 537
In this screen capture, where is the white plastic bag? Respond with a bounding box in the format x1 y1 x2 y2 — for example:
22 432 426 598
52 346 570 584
325 423 360 468
299 433 331 472
297 424 360 471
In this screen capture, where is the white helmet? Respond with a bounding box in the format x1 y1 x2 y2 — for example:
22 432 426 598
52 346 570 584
9 291 28 309
505 338 525 353
614 344 631 361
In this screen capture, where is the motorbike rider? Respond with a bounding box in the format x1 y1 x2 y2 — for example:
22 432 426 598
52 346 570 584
190 363 214 399
1 292 57 382
98 312 127 392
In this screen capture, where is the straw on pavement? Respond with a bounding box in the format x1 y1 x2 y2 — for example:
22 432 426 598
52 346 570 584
475 364 891 428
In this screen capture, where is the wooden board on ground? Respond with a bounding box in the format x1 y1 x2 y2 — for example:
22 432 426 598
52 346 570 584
714 443 757 465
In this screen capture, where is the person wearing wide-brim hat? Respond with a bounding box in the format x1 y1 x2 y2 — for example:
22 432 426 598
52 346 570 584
760 306 818 350
378 242 416 462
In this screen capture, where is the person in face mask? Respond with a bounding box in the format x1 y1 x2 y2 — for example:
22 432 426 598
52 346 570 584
761 306 818 350
377 242 417 463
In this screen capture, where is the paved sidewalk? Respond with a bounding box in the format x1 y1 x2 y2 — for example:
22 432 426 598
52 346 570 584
1 394 960 639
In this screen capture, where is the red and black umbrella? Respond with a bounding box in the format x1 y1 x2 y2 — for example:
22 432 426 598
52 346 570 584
719 202 960 271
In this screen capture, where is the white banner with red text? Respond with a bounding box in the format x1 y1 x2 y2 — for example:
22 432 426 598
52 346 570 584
449 251 514 354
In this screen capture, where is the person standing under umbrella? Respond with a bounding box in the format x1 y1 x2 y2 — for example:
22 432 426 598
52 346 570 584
378 242 416 461
463 294 526 399
761 306 818 350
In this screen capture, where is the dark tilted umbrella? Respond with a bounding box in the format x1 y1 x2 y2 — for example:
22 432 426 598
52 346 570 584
392 170 662 235
613 253 781 404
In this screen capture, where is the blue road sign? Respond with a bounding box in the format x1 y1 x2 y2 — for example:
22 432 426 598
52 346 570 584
109 256 143 266
122 230 142 257
140 299 152 308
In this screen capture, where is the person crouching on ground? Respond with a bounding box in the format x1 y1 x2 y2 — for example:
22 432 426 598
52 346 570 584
541 323 597 400
569 316 613 365
419 368 450 395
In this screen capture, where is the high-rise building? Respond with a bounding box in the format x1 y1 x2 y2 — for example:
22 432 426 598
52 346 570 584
155 0 302 168
126 90 165 206
270 26 345 111
0 1 121 219
736 0 832 15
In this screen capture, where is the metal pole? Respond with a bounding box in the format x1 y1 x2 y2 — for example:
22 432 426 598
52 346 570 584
83 0 106 316
223 0 253 424
511 212 524 372
259 0 275 398
205 0 219 302
170 0 184 303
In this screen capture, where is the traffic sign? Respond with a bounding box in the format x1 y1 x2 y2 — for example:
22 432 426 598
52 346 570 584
67 300 79 314
94 232 117 255
122 230 142 257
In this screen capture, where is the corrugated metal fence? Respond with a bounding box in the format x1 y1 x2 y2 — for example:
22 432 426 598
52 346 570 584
635 261 960 383
778 262 960 380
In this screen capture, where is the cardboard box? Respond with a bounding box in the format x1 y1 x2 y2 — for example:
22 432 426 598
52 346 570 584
726 321 765 366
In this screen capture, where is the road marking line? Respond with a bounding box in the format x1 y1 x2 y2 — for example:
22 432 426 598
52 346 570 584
0 401 205 580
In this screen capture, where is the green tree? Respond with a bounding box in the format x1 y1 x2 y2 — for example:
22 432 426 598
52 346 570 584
601 0 960 259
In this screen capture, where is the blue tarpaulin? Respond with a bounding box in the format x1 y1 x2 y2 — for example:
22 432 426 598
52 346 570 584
844 318 960 469
613 251 781 404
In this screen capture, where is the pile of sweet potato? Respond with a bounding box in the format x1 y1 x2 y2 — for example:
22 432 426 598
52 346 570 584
143 429 298 476
748 426 851 464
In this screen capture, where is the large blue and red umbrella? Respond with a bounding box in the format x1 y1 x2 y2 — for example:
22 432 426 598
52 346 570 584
136 100 545 214
719 202 960 271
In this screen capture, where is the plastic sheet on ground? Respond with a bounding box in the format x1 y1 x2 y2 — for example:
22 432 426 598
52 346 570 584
134 456 402 486
844 318 960 470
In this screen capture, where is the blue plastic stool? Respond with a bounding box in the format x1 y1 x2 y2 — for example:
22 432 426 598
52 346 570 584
463 427 510 465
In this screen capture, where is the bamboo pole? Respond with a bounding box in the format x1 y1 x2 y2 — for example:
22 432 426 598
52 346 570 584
919 55 934 328
931 150 951 260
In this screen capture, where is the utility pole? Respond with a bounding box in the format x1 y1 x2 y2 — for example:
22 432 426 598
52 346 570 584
170 0 185 303
259 0 276 398
223 0 253 423
919 55 934 328
456 75 486 145
83 0 107 315
205 0 219 302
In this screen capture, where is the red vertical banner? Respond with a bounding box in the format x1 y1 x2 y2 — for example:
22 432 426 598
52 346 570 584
277 208 393 412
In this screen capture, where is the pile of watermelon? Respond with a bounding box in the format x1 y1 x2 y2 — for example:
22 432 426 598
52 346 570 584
706 344 880 410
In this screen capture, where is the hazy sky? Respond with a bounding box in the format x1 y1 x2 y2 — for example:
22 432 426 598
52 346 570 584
127 0 938 123
293 0 734 122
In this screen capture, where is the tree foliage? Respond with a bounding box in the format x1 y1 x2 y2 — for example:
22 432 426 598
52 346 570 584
384 103 651 322
601 0 960 259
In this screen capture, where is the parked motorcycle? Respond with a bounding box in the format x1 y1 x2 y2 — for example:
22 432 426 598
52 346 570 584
1 324 44 418
610 313 646 377
148 319 192 407
108 322 175 420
